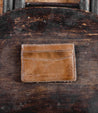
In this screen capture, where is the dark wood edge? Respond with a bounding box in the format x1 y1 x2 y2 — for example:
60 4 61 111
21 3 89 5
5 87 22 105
25 2 80 9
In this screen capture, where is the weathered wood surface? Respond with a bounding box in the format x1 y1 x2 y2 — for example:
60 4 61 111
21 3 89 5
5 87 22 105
26 2 80 9
15 0 25 9
0 7 98 113
0 0 3 15
3 0 13 13
80 0 90 11
3 0 80 13
25 0 80 3
91 0 98 15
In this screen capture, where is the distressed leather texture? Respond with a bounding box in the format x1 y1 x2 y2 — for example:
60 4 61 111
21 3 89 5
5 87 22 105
21 44 76 82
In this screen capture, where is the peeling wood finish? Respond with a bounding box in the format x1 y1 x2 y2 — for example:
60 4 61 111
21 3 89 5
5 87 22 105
0 7 98 113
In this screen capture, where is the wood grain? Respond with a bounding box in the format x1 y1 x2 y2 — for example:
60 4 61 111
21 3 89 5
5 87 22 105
15 0 25 9
0 7 98 113
91 0 98 15
0 0 3 15
3 0 13 13
26 0 80 3
80 0 90 11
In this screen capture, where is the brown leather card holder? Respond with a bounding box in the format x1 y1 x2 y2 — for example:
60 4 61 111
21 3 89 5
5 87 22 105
21 43 76 82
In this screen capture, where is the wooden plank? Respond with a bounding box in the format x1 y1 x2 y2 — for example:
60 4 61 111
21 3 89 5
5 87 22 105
0 0 3 15
92 0 98 15
26 2 80 9
15 0 21 9
9 0 13 10
0 0 3 5
0 7 98 113
15 0 25 9
7 0 13 11
25 0 80 3
3 0 13 13
0 7 3 15
3 0 7 13
80 0 90 11
3 0 25 12
21 0 25 8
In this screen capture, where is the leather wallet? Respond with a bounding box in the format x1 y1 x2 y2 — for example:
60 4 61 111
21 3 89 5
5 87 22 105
21 43 76 82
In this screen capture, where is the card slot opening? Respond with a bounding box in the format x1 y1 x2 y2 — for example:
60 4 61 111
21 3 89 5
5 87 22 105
23 49 73 53
23 56 73 61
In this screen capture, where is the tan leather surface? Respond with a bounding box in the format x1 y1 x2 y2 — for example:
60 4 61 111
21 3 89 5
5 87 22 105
21 44 76 82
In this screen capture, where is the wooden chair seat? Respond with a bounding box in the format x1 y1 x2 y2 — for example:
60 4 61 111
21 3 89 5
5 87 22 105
1 1 98 16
